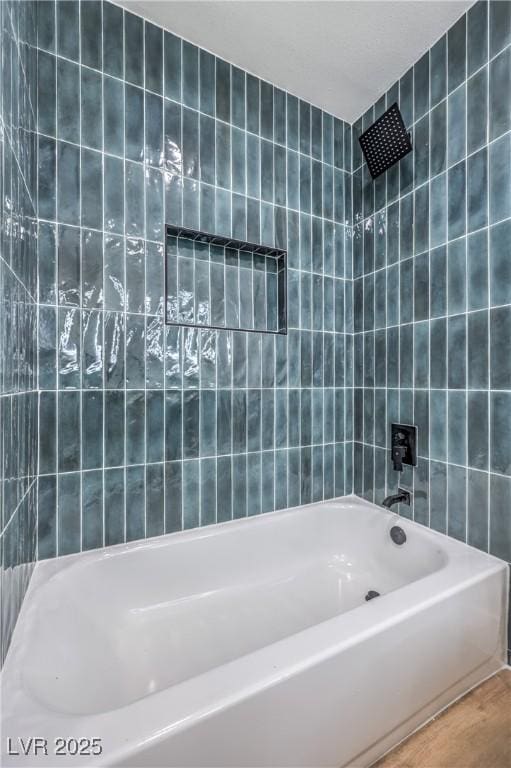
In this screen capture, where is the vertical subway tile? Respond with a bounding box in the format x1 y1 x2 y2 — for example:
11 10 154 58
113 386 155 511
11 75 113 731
105 391 125 467
126 466 145 542
58 391 80 472
489 133 511 224
165 462 182 533
467 2 488 77
146 464 164 536
447 14 466 92
57 58 79 144
57 141 80 225
447 314 467 389
146 391 164 463
82 470 104 550
103 1 124 79
490 473 511 561
490 306 511 389
430 462 447 534
490 219 511 307
468 148 488 233
58 472 81 555
57 2 79 60
468 310 489 389
491 392 511 475
467 470 489 551
37 50 56 137
468 230 488 311
489 47 511 141
447 161 466 240
125 11 143 86
37 476 57 559
447 465 467 542
182 460 199 529
448 84 466 167
81 148 103 230
490 0 511 57
467 69 488 154
145 22 163 94
104 468 125 546
216 59 231 123
80 0 101 69
125 84 144 162
430 101 447 176
104 76 124 157
468 391 489 471
82 390 103 470
430 35 447 106
164 31 181 101
430 318 447 389
447 239 466 315
81 68 102 151
39 392 56 474
430 390 447 462
448 391 467 467
182 41 198 109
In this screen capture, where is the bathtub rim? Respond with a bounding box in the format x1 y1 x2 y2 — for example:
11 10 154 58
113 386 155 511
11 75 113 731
4 493 506 585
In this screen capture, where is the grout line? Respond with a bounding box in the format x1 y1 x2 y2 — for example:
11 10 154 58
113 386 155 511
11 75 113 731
464 13 469 547
54 0 59 558
77 0 84 556
486 7 492 556
121 5 127 547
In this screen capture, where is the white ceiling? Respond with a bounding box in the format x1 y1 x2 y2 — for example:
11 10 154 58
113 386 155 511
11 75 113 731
117 1 473 123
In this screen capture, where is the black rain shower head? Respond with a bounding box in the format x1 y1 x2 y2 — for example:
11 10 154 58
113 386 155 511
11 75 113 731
358 103 412 179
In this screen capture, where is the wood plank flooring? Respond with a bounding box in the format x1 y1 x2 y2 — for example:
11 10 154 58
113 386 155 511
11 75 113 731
373 669 511 768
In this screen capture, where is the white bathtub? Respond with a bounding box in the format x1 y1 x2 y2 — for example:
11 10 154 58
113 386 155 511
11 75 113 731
1 496 508 767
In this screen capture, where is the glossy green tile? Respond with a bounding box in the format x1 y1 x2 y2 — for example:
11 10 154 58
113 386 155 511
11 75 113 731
468 230 488 311
467 470 488 552
490 306 511 388
467 1 488 77
489 133 511 223
489 47 511 140
490 0 511 57
145 22 163 94
448 85 466 166
125 11 143 86
81 68 102 151
58 472 81 555
104 468 125 545
430 35 447 106
80 0 101 70
490 473 511 561
491 392 511 475
490 219 511 306
103 1 123 78
57 58 79 144
447 14 466 92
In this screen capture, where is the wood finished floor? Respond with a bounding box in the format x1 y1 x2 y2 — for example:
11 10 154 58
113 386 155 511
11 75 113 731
373 669 511 768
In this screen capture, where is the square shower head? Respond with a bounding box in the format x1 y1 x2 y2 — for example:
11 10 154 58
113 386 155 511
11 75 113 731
358 103 412 179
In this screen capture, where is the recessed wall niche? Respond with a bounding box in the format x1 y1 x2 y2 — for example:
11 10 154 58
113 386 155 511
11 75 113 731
165 225 287 334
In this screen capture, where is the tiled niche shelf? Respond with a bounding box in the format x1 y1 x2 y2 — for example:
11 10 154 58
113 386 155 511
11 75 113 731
165 225 287 335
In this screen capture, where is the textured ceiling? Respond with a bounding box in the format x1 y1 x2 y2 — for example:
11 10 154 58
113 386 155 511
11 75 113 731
116 1 472 122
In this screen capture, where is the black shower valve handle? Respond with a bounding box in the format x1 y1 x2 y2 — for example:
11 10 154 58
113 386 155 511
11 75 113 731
392 444 406 472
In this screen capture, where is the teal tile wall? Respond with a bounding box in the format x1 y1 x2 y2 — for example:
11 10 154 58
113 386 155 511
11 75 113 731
351 0 511 651
6 0 508 663
34 0 354 558
0 0 38 664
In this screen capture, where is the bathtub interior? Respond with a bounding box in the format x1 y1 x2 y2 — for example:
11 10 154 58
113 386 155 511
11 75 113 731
17 500 450 716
